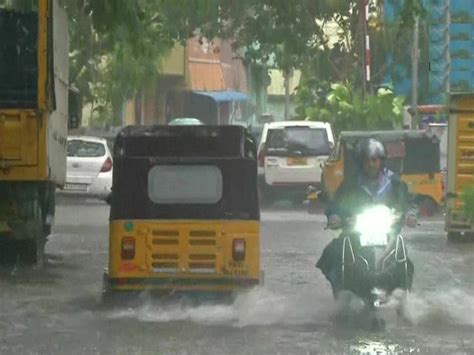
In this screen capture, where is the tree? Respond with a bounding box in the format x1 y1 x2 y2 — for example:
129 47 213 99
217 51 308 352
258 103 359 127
64 0 170 125
64 0 220 125
62 0 426 125
296 81 404 133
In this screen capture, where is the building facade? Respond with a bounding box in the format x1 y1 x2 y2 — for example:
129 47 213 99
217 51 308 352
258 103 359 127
384 0 474 105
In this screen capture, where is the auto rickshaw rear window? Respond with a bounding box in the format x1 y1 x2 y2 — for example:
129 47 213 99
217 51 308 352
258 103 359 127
403 138 440 174
148 165 223 204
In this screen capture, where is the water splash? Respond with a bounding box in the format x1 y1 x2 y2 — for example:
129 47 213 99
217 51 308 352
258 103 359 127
107 286 336 328
381 288 474 327
106 286 474 331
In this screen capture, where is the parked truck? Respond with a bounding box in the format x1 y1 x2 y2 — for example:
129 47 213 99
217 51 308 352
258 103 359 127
0 0 77 265
445 93 474 240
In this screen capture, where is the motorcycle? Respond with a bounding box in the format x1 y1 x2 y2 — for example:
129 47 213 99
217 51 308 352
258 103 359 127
321 205 414 329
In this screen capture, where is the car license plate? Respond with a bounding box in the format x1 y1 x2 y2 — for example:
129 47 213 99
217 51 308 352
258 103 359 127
64 183 87 192
287 157 307 166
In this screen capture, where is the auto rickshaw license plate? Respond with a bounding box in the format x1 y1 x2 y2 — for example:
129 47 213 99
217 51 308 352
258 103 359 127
287 157 307 166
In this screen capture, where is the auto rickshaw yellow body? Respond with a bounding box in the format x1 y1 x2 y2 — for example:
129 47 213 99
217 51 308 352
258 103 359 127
104 126 261 295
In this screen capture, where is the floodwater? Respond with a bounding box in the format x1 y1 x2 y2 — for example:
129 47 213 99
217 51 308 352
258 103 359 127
0 198 472 354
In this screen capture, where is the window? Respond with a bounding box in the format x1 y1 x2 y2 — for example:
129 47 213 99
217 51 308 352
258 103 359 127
0 0 38 12
266 127 331 156
327 141 341 162
148 165 223 204
67 140 106 158
0 2 38 108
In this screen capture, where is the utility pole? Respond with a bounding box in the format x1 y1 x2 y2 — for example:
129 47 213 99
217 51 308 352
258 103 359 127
411 15 419 130
283 68 291 121
360 0 370 97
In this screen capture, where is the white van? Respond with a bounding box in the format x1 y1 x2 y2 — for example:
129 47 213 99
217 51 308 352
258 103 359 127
257 121 334 204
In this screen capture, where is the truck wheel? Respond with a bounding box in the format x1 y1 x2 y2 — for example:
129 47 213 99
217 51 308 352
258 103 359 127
0 238 17 266
41 183 55 237
18 238 44 266
17 202 45 267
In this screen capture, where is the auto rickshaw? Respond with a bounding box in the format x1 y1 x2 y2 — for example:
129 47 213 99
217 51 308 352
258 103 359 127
308 130 443 216
103 125 261 298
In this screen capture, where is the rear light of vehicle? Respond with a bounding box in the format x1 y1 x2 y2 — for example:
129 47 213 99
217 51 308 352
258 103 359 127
232 239 246 261
100 157 113 172
121 237 135 260
257 145 266 167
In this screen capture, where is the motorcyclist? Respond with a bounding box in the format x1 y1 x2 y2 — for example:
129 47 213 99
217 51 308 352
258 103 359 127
316 138 416 301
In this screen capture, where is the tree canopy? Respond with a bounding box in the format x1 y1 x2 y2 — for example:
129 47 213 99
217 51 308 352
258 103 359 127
63 0 425 126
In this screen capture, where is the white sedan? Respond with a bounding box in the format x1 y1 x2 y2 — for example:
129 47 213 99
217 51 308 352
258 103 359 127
58 136 113 199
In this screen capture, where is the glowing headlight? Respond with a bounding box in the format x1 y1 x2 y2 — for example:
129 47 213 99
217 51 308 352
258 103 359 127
355 205 394 247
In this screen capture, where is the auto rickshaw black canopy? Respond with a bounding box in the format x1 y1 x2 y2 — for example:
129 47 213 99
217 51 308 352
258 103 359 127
110 125 259 221
338 130 440 178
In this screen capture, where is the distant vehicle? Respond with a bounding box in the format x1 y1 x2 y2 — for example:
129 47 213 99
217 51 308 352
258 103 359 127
257 121 334 205
168 118 204 125
317 130 444 216
58 136 113 199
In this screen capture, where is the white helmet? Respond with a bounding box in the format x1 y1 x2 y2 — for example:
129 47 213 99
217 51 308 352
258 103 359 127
357 138 386 161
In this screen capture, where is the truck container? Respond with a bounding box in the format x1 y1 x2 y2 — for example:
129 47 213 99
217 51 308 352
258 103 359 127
0 0 76 265
445 93 474 240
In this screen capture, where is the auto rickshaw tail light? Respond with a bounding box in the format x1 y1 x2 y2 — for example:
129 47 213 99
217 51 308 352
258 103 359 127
233 239 246 261
121 237 135 260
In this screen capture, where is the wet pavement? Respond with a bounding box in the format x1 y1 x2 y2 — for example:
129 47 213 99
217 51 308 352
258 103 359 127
0 197 473 354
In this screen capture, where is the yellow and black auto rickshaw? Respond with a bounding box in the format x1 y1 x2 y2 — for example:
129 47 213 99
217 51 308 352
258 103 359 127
308 130 443 216
103 125 261 298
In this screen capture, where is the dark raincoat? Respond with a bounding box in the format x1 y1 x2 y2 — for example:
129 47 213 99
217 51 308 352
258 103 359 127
316 169 414 299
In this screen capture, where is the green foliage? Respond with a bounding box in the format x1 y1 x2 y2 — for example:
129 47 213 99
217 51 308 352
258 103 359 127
296 81 404 134
61 0 427 125
462 186 474 222
64 0 164 124
212 0 357 71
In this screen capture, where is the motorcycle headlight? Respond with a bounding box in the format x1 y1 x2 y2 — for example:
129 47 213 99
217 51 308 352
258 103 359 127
355 205 394 247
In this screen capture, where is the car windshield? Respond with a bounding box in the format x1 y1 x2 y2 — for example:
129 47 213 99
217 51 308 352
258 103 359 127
67 140 106 158
266 127 331 156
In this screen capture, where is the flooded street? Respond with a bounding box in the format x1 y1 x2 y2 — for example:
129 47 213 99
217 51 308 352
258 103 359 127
0 197 473 354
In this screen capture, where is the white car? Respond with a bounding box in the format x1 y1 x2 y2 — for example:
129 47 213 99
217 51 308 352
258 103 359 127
58 136 113 199
257 121 334 204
